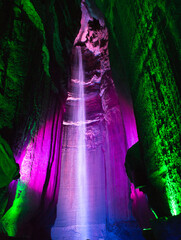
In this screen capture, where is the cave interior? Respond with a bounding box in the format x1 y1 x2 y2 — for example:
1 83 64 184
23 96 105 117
0 0 180 240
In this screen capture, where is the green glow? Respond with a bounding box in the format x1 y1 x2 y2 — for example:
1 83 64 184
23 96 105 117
1 181 27 236
21 0 44 34
42 44 50 77
94 0 181 217
151 208 158 219
143 228 152 231
164 170 181 216
21 0 50 77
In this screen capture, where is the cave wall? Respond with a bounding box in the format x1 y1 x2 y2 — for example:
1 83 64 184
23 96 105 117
52 3 139 238
1 0 180 237
0 0 81 141
93 0 181 217
0 0 81 238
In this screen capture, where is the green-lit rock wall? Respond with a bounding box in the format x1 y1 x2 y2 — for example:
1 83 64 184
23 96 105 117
0 0 81 237
0 0 81 146
93 0 181 217
0 0 180 230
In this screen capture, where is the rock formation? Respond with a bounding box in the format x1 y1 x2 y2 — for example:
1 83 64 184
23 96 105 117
0 0 180 239
52 2 139 239
94 0 181 218
0 0 81 238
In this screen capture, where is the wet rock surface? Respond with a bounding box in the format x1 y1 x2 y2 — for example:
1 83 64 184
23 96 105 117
52 2 138 240
0 0 81 238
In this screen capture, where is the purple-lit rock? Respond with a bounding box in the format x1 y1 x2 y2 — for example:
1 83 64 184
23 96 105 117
0 1 150 239
51 1 139 239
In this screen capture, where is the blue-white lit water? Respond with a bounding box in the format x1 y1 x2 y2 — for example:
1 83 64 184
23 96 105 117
51 47 144 240
76 46 89 239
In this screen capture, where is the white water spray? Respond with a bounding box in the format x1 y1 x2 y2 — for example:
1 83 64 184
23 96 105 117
76 46 89 239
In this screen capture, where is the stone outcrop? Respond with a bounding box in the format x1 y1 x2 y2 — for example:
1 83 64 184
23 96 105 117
0 0 81 238
94 0 181 218
0 0 180 238
52 2 139 239
0 0 81 142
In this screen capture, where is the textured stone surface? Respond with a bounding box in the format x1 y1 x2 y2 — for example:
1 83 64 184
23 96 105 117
1 0 179 238
94 0 181 217
52 2 139 240
0 135 19 188
0 0 81 137
0 0 81 238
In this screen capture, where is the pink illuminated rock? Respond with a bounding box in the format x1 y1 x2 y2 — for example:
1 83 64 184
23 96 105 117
52 1 139 239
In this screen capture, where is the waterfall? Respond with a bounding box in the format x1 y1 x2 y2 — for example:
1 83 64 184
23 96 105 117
51 16 137 239
76 46 89 239
51 46 91 240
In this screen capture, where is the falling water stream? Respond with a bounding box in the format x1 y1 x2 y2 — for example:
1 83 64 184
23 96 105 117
0 1 143 239
51 46 91 240
51 38 142 240
76 46 89 239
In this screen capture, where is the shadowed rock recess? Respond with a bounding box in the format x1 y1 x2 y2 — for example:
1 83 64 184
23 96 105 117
0 0 180 239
